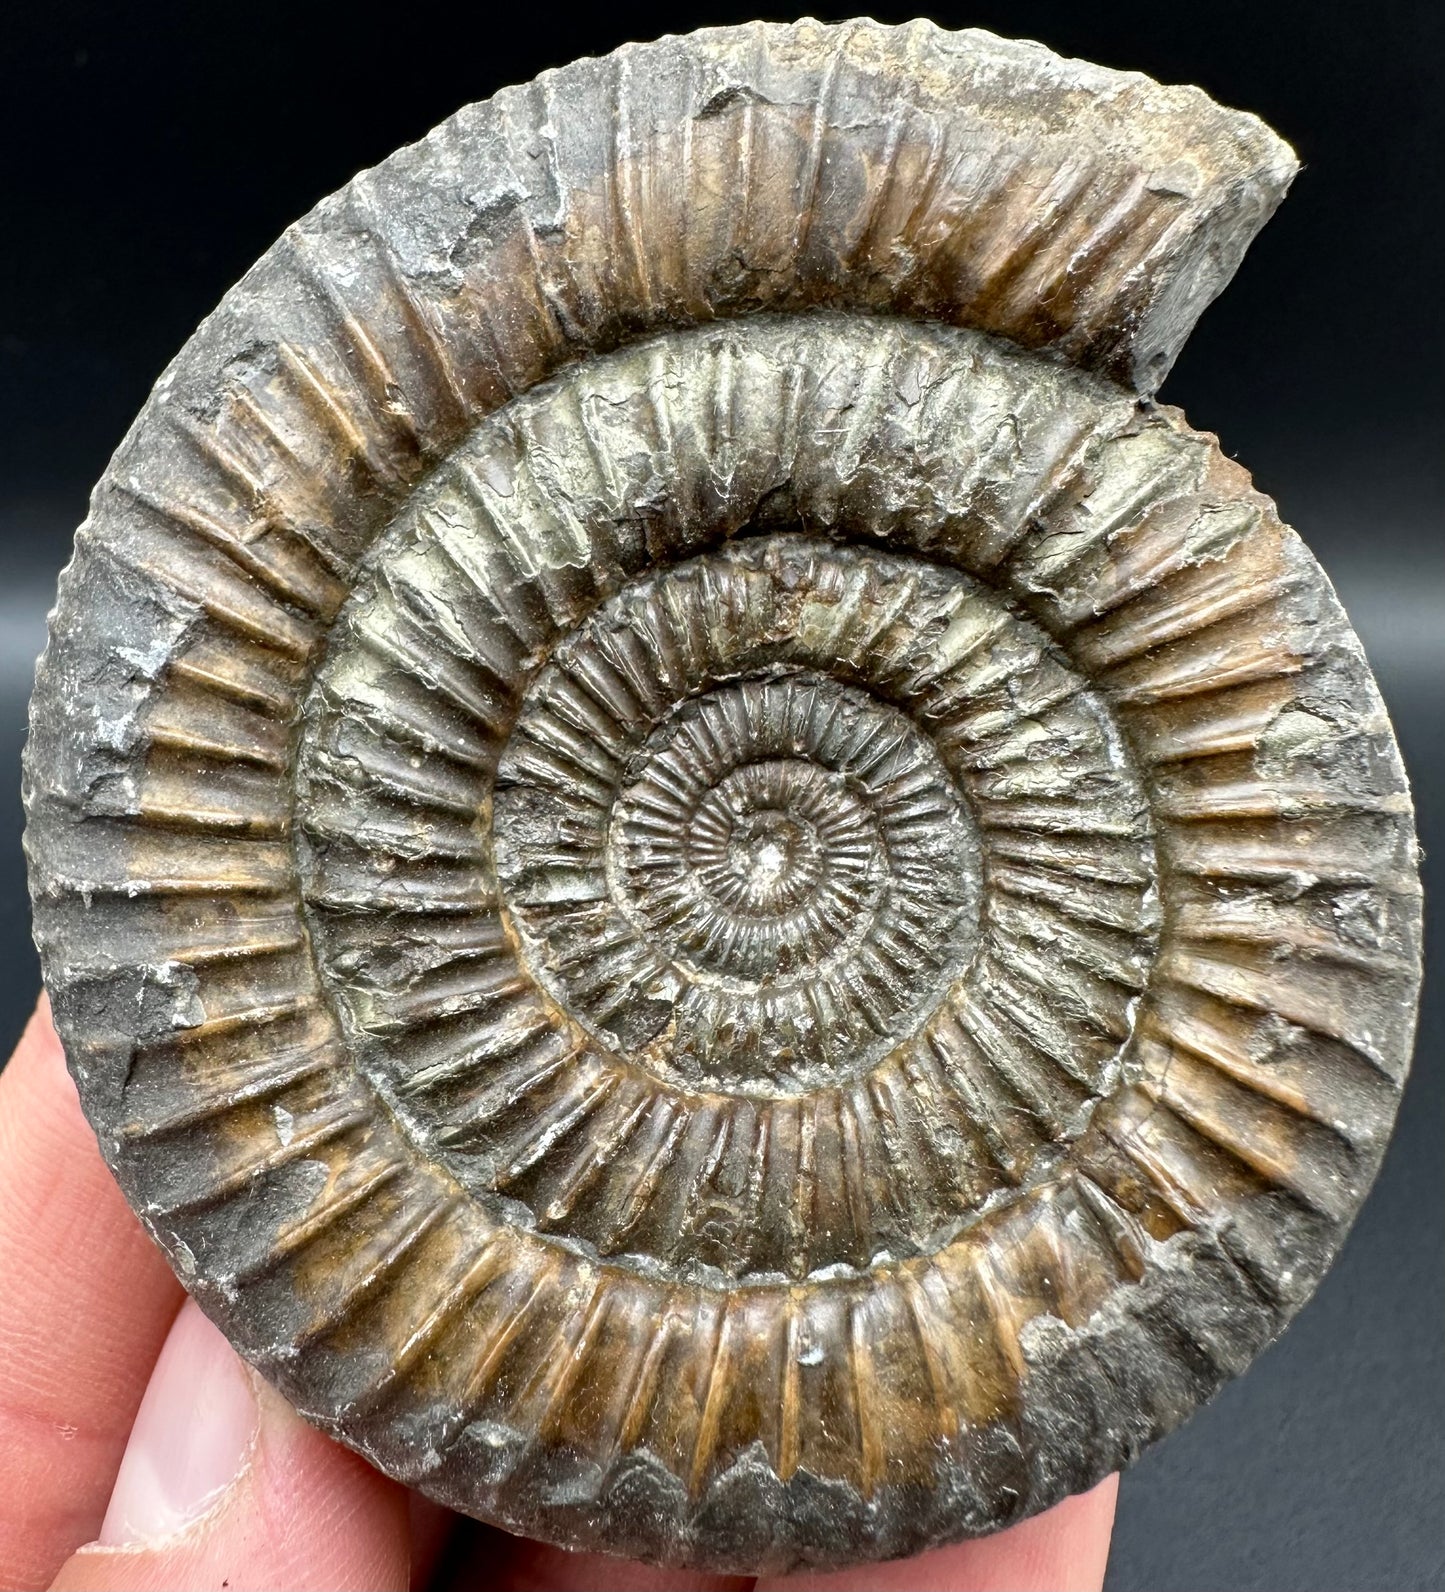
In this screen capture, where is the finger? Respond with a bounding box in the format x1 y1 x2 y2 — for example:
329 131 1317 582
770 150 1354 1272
754 1474 1119 1592
446 1524 752 1592
408 1494 456 1590
49 1298 412 1592
0 996 185 1590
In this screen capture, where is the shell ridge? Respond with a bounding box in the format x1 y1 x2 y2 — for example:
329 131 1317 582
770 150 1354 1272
23 20 1418 1577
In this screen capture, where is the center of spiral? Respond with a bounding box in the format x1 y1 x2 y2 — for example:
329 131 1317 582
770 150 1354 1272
696 767 829 916
727 820 799 898
490 547 989 1096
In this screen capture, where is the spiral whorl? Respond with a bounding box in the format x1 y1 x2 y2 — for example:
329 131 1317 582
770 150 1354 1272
23 19 1419 1574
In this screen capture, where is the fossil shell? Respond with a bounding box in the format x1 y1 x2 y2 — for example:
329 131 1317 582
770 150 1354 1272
23 18 1422 1574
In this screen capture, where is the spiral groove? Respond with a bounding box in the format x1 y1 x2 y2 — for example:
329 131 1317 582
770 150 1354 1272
296 354 1169 1279
24 20 1419 1574
497 548 986 1092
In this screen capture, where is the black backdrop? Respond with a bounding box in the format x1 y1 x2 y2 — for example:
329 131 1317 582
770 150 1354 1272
1 4 1440 1588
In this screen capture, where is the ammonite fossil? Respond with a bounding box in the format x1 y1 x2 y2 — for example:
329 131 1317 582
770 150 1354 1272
24 19 1423 1573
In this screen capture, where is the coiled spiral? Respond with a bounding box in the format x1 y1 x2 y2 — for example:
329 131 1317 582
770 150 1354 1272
24 20 1421 1573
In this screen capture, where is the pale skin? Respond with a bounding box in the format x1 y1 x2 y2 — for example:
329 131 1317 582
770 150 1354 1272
0 997 1117 1592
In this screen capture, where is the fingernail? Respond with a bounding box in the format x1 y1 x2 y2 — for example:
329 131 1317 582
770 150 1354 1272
99 1297 258 1545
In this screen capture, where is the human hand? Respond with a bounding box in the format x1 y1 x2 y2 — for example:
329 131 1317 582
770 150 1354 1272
1 997 1116 1591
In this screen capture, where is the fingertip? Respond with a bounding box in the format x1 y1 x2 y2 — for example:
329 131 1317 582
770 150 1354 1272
0 995 184 1591
407 1495 455 1591
98 1302 258 1547
7 993 64 1100
50 1300 411 1592
1 994 111 1198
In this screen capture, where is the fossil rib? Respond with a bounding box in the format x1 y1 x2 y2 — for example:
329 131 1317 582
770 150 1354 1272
24 18 1420 1574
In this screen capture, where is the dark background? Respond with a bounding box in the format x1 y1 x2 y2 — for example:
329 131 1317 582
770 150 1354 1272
1 3 1440 1588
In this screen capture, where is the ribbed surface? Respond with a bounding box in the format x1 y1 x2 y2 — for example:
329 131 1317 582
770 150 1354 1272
298 329 1171 1290
23 18 1414 1574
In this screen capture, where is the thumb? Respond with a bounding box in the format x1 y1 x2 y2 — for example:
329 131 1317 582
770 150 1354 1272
49 1299 411 1592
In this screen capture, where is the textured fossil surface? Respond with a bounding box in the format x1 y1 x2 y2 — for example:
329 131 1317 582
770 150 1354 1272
23 18 1422 1574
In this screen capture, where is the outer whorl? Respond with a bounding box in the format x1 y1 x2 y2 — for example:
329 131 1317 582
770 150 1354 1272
23 19 1422 1573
